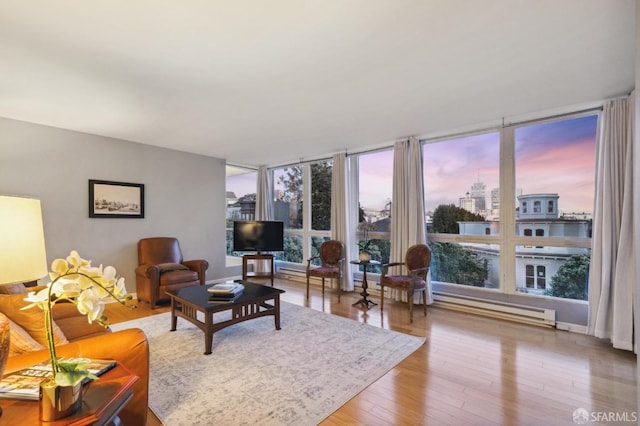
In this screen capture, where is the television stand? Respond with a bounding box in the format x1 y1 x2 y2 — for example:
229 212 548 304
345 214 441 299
242 254 275 286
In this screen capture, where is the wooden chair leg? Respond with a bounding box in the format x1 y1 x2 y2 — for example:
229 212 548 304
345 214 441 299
380 285 384 313
336 278 341 303
321 278 325 295
409 291 414 323
306 274 310 299
422 290 427 316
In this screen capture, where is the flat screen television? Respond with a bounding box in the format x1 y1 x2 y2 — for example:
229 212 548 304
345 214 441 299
233 220 284 253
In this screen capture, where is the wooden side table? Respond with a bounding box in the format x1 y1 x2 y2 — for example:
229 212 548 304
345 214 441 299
0 362 138 425
242 254 275 286
350 260 380 309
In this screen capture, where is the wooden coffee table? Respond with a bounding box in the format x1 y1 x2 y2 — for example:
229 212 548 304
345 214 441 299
167 281 285 354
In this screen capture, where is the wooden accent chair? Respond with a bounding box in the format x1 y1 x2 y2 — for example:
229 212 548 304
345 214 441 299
306 240 345 302
135 237 209 309
380 244 431 323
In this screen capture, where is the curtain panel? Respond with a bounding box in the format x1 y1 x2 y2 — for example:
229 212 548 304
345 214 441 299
254 166 274 273
388 138 432 303
588 94 636 352
331 153 354 292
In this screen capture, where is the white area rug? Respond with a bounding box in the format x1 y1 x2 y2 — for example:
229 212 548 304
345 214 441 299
111 302 425 426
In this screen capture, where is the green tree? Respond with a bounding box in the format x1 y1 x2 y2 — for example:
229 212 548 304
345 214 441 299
545 254 590 300
277 166 302 202
432 204 485 234
430 241 487 286
277 166 303 228
310 162 332 230
277 162 332 231
276 235 303 263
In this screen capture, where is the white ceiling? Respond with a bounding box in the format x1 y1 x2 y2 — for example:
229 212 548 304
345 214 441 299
0 1 635 168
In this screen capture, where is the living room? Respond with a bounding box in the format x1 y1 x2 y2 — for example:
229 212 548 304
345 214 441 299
1 1 638 424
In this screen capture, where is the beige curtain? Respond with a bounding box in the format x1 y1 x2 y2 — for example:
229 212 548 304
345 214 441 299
330 153 354 291
254 166 273 272
588 94 636 351
388 137 431 303
255 166 273 221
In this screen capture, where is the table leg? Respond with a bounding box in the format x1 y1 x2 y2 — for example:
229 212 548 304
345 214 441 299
204 311 213 355
274 294 281 330
352 267 378 309
170 298 177 331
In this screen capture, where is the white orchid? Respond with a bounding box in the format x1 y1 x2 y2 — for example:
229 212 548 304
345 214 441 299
21 251 134 386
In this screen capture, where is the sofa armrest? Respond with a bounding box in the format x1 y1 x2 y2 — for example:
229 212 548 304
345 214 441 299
6 328 149 426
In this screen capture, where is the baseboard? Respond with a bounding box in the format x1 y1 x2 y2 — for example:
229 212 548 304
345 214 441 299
555 322 588 334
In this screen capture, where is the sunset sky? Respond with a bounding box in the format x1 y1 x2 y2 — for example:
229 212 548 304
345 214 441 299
228 114 598 217
362 114 597 215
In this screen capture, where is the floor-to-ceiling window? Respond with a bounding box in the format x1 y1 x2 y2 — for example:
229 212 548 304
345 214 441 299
309 161 332 264
423 131 501 289
356 149 393 273
422 112 597 311
225 165 257 261
512 114 596 301
272 160 333 266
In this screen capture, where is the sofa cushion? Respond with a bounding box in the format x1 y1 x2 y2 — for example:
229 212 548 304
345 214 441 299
0 283 28 295
50 303 110 341
0 294 69 347
7 317 45 356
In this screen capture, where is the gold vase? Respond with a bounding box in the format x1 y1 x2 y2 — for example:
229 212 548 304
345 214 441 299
39 379 83 421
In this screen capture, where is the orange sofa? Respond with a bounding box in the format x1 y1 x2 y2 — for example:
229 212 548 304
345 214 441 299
0 289 149 425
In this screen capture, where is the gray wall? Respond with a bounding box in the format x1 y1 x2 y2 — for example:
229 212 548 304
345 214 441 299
0 117 227 292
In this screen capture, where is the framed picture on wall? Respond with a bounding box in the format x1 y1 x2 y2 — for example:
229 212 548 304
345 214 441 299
89 179 145 218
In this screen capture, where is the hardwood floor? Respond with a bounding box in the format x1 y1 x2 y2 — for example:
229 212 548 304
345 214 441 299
105 278 637 426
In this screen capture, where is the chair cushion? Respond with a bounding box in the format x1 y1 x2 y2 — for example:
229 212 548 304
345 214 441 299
381 275 426 290
308 265 340 278
157 262 189 273
159 269 199 286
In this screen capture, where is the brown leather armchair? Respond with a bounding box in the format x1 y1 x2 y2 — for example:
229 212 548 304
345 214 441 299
135 237 209 309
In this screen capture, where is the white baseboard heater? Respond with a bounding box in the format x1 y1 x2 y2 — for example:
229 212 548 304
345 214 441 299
433 292 556 328
277 267 381 295
277 266 316 284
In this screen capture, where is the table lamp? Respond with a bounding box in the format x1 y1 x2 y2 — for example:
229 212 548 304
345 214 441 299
0 195 48 416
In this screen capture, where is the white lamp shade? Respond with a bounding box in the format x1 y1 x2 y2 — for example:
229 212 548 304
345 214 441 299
0 196 48 284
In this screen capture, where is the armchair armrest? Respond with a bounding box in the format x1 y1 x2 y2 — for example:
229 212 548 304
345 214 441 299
182 259 209 285
410 266 430 276
135 264 159 280
381 261 404 276
306 256 320 270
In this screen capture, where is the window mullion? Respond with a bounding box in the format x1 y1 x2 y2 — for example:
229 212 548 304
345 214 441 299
302 163 312 262
500 126 516 295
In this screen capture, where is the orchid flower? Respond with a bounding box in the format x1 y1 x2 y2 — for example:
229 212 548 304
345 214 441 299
21 251 134 386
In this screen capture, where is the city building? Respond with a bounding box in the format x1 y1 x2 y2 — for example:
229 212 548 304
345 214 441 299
458 193 591 295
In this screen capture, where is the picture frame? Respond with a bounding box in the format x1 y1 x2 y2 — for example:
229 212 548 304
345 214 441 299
89 179 145 218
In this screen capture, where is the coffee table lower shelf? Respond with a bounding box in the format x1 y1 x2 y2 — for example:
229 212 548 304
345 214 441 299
168 281 285 355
